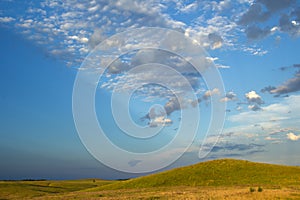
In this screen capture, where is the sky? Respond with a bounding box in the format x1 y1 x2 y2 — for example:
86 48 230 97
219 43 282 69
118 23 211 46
1 0 300 180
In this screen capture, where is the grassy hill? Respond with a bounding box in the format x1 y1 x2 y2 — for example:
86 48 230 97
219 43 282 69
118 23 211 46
94 159 300 190
0 179 113 199
1 159 300 199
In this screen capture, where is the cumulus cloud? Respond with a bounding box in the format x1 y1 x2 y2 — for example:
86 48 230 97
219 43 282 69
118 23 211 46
208 32 224 49
244 91 264 111
164 97 181 116
142 95 203 127
107 59 130 74
220 91 237 102
287 132 300 141
142 97 181 124
144 96 198 119
245 90 264 104
203 88 221 101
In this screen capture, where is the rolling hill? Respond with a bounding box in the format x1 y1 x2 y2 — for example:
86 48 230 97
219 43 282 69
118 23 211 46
94 158 300 190
1 159 300 199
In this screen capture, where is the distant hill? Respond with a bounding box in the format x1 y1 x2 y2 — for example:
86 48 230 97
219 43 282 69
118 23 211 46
95 159 300 190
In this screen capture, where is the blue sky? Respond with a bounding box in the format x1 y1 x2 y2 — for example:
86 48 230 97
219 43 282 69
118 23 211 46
1 0 300 180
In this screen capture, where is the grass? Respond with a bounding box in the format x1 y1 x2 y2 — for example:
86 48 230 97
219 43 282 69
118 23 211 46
93 158 300 190
1 159 300 199
0 179 113 199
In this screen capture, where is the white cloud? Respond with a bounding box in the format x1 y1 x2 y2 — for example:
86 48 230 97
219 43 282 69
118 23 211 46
27 8 46 15
88 28 107 48
246 90 263 102
208 32 224 49
265 136 277 141
220 91 237 102
0 0 290 68
88 5 99 12
248 104 262 111
215 63 231 69
245 90 261 101
242 46 268 56
203 88 221 101
68 35 89 43
287 132 300 141
0 16 15 23
178 2 198 13
60 22 73 30
227 95 300 140
244 90 264 111
188 15 238 50
206 56 218 62
236 106 243 111
210 0 231 12
149 116 172 127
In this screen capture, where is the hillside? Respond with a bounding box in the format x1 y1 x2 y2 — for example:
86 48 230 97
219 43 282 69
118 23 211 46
1 159 300 199
0 179 113 199
94 159 300 190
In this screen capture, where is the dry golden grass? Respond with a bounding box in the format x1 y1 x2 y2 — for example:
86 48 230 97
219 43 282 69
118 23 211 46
26 186 300 200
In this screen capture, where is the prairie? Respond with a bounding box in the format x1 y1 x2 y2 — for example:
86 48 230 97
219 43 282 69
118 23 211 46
1 159 300 199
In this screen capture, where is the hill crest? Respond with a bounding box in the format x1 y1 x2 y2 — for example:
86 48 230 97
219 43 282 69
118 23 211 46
94 158 300 190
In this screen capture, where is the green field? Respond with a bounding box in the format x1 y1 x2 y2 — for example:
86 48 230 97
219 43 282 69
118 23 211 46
1 159 300 199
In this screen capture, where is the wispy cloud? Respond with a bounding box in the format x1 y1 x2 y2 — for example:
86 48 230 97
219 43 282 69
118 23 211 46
148 116 173 127
0 16 15 23
227 95 300 142
269 71 300 96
